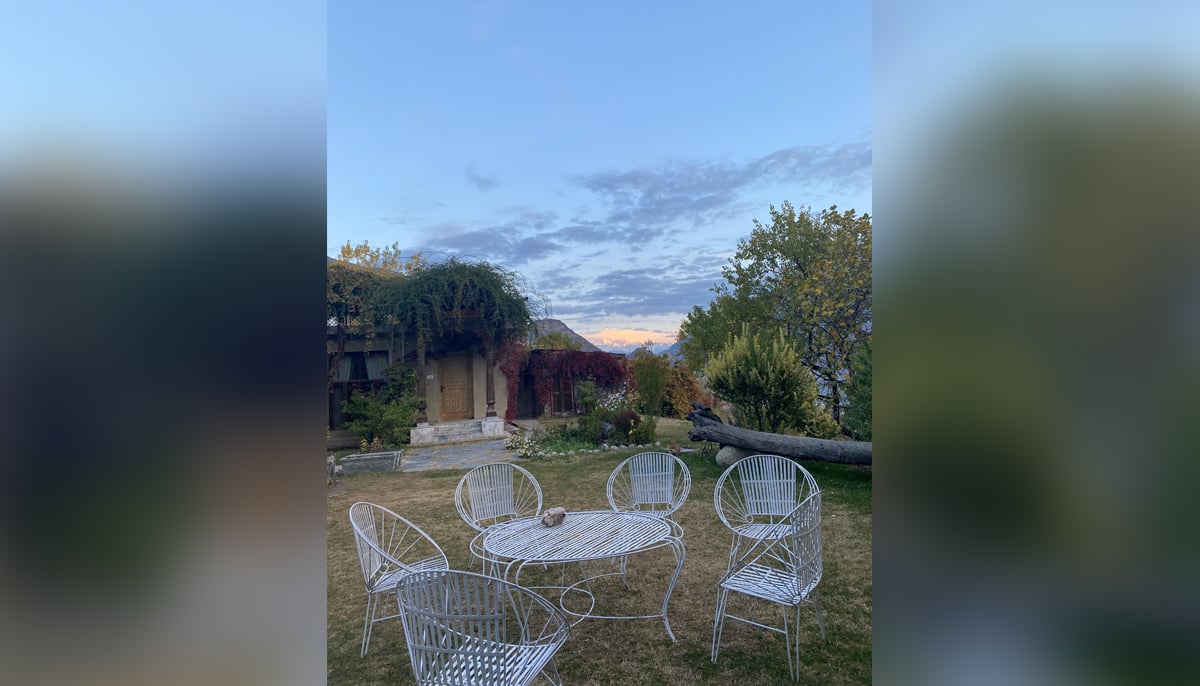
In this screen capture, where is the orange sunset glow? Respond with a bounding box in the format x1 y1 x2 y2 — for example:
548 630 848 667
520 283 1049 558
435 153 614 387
579 328 677 349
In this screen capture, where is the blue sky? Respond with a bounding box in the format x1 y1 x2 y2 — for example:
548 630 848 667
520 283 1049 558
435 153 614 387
329 1 871 351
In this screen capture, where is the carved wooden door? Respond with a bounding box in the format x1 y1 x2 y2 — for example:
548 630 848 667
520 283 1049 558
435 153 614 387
440 356 473 420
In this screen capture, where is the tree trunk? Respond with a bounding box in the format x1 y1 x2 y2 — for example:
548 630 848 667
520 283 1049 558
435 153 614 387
686 405 872 466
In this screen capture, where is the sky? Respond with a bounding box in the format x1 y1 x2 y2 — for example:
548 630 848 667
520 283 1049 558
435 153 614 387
329 1 871 353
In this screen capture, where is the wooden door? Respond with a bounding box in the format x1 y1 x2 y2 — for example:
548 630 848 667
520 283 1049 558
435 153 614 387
440 356 473 420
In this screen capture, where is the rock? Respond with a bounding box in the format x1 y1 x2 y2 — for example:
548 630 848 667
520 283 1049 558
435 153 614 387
715 445 756 467
333 465 344 476
541 507 567 527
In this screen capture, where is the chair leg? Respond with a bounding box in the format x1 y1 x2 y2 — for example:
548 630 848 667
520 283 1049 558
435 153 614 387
711 587 730 663
360 593 377 658
811 588 827 641
788 605 802 682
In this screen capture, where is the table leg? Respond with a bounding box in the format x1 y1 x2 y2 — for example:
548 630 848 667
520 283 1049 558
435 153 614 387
661 535 686 642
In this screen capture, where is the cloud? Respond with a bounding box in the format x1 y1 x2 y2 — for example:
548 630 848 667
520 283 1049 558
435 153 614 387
575 139 871 228
464 163 499 191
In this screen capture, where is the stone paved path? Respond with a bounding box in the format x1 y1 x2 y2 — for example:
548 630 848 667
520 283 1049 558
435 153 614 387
400 438 522 472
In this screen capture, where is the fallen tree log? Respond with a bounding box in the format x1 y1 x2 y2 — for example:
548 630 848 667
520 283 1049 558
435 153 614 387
686 406 872 466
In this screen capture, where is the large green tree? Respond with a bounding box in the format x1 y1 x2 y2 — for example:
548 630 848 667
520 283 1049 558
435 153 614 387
682 202 871 424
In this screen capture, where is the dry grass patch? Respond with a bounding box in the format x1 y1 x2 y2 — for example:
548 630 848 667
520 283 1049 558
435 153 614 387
328 448 871 685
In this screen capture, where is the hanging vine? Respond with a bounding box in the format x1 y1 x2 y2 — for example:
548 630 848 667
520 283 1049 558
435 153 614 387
378 258 537 356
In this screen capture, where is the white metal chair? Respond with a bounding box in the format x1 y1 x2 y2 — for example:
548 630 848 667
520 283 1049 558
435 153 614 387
395 569 571 686
711 495 826 682
455 462 544 573
713 454 820 569
348 502 449 657
606 451 691 538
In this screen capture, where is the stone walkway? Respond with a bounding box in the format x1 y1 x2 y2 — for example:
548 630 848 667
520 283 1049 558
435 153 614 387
400 438 522 472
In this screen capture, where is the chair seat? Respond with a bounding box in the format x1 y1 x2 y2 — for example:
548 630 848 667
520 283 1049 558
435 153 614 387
732 522 794 541
720 563 818 607
418 636 558 686
369 556 447 594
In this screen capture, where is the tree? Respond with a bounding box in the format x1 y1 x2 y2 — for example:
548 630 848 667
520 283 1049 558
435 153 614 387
662 363 703 419
704 202 871 423
534 331 581 350
336 240 426 275
705 326 834 435
842 337 872 440
628 344 672 417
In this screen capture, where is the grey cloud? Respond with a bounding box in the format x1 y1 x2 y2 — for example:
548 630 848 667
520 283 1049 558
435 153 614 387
547 263 726 321
465 164 499 191
575 139 871 228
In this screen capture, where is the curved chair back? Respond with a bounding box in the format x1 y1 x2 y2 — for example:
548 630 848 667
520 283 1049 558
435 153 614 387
714 454 820 531
606 451 692 519
455 462 543 532
396 569 570 686
349 502 449 591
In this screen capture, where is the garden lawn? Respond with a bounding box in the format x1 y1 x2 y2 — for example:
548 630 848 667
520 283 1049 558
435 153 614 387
327 420 872 685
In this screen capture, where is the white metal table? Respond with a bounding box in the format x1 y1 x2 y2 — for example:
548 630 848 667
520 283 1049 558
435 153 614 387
481 510 687 641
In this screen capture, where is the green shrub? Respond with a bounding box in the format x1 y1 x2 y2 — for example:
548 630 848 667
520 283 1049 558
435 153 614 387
612 410 639 436
706 326 830 434
340 363 423 448
629 416 657 444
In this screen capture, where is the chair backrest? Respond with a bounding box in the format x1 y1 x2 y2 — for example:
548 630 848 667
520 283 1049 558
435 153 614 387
726 493 823 600
396 570 570 686
455 462 543 532
714 455 820 529
607 451 692 517
348 502 449 590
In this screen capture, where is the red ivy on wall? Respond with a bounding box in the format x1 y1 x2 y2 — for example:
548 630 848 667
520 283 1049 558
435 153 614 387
498 341 530 423
528 349 628 413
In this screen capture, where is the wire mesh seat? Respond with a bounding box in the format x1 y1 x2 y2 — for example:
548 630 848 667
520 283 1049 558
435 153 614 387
349 502 450 657
455 463 544 573
713 454 820 569
711 493 826 682
395 569 570 686
606 451 691 538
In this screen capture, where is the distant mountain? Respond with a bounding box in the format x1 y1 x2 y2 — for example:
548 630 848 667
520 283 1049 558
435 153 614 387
662 338 685 362
532 319 601 352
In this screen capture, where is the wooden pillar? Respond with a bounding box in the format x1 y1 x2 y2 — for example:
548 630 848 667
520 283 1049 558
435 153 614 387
416 347 428 424
485 345 497 417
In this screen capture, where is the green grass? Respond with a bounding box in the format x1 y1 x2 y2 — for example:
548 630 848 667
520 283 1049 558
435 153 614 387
328 418 872 684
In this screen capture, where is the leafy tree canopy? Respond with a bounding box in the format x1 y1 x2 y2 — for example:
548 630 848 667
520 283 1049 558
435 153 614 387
682 202 871 423
336 240 426 275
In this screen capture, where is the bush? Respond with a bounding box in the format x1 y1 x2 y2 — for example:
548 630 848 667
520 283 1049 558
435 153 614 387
663 363 703 418
503 431 540 458
576 414 606 444
612 410 639 436
630 416 657 445
341 364 425 448
706 326 830 434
